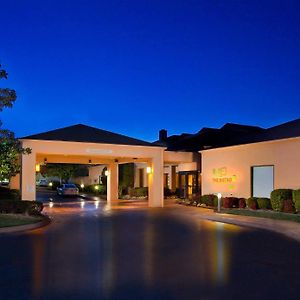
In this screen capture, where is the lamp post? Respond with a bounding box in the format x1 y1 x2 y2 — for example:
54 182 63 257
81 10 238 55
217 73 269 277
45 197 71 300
217 193 222 213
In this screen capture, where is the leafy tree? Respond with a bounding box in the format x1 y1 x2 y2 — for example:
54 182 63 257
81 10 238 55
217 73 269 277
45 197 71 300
41 164 85 184
0 64 31 181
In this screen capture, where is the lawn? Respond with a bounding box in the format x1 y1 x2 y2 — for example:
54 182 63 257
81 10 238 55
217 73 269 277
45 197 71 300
222 209 300 223
0 214 43 228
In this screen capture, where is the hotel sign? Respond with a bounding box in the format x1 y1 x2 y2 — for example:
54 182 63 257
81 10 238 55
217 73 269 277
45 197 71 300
212 167 237 189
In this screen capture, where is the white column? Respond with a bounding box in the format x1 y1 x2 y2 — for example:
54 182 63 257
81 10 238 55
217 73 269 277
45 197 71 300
107 163 119 204
21 152 36 201
148 152 164 207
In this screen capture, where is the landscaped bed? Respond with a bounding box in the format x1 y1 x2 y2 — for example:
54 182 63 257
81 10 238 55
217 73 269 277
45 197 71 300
221 209 300 223
0 214 44 228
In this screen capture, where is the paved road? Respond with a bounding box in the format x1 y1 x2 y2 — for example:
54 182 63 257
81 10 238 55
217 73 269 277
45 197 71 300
1 202 300 300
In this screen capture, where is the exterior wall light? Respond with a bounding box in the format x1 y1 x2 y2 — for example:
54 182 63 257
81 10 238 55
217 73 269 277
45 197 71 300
104 170 109 176
35 164 40 172
146 166 152 174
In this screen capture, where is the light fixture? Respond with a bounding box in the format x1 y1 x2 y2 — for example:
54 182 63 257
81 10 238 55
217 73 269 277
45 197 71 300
104 170 109 176
35 164 40 172
95 185 99 190
146 166 152 174
44 158 47 164
80 183 84 189
217 193 222 213
88 159 92 164
49 182 53 187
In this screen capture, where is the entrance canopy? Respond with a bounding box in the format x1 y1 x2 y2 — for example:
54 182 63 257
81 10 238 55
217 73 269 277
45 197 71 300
19 124 197 207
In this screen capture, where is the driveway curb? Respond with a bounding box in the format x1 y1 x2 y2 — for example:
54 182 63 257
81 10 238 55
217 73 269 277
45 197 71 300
0 215 51 234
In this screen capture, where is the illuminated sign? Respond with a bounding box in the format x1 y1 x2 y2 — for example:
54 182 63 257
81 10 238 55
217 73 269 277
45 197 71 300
212 167 237 189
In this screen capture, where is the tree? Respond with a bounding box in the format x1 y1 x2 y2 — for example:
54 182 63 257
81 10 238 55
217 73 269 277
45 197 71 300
0 64 31 181
41 164 85 184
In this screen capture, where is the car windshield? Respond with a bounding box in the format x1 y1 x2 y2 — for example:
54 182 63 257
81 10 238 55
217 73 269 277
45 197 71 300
64 184 76 188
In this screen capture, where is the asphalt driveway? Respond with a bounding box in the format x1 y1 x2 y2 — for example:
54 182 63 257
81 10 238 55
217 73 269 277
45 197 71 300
1 202 300 300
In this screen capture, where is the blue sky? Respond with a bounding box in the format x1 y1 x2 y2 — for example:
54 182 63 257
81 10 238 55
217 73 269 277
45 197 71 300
0 0 299 141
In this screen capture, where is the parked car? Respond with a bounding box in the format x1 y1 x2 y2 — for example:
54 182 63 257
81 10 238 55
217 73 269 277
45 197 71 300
57 184 79 196
36 179 48 187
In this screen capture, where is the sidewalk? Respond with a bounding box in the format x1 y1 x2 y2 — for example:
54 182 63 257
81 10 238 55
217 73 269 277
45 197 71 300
166 201 300 243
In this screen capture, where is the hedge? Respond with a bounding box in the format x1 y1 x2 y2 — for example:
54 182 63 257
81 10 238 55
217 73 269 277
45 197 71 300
292 190 300 213
0 200 43 216
239 198 246 208
270 189 293 212
247 197 258 210
84 184 107 195
0 187 20 200
257 198 271 210
129 187 148 197
201 194 218 207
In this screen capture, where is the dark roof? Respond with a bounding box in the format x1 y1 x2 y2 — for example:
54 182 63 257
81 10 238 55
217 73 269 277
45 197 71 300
21 124 161 147
154 118 300 152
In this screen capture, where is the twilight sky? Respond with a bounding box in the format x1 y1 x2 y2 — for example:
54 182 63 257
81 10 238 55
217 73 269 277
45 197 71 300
0 0 299 142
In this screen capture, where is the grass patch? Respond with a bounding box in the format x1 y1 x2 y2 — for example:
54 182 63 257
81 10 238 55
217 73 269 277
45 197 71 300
0 214 43 228
222 209 300 223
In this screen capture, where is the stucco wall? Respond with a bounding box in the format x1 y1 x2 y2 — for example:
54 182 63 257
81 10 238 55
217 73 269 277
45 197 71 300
201 137 300 198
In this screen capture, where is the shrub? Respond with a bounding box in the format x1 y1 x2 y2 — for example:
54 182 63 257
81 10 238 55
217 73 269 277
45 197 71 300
50 181 61 190
271 189 293 212
247 197 258 210
257 198 271 210
129 187 148 197
201 194 217 207
239 198 246 208
0 200 43 215
283 199 296 214
292 190 300 213
223 197 234 208
0 187 20 200
84 184 106 195
164 188 173 197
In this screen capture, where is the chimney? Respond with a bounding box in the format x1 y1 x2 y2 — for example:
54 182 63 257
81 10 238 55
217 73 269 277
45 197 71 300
159 129 167 141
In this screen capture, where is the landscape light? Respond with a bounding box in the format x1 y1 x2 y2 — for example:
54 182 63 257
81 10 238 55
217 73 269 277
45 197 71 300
217 193 222 213
146 166 152 174
80 183 84 189
49 182 53 187
95 185 99 190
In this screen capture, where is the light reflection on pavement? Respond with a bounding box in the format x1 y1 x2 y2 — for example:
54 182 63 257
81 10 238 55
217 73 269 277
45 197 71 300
1 200 300 300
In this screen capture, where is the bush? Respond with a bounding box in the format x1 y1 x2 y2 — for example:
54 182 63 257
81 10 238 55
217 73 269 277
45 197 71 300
257 198 271 209
247 197 258 210
84 184 106 195
239 198 246 208
129 187 148 197
0 187 20 200
223 197 234 208
283 199 296 214
164 188 173 197
50 181 61 190
0 200 43 215
292 190 300 213
271 189 293 212
201 194 217 207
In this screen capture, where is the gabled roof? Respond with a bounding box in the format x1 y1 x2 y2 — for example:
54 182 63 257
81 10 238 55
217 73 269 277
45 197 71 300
20 124 161 147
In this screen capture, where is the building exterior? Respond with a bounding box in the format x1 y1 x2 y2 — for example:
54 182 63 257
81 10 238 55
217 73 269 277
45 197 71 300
12 118 300 204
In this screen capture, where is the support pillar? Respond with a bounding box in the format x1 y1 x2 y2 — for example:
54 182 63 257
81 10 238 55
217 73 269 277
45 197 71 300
10 174 20 190
21 152 36 201
107 163 119 204
148 152 164 207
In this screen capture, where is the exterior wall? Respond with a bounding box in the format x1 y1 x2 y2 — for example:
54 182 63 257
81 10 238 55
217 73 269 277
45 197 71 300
74 165 106 186
133 163 148 187
201 137 300 198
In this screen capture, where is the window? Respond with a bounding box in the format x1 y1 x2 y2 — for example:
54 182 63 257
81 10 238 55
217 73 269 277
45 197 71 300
251 166 274 198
